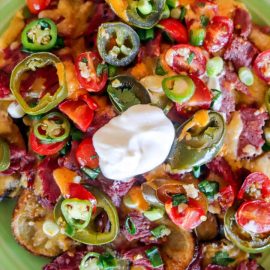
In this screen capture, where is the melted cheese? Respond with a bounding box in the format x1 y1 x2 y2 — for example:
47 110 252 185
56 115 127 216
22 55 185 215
179 110 209 141
105 0 128 20
250 27 270 52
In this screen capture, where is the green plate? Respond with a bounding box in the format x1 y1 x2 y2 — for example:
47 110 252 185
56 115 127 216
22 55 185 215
1 0 270 269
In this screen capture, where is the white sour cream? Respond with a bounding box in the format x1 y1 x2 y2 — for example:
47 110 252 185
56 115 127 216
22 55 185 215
93 104 175 181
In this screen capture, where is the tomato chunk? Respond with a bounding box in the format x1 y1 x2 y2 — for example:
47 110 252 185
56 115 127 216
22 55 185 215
238 172 270 201
204 16 233 53
159 18 188 44
26 0 51 14
76 137 99 169
165 45 206 76
236 200 270 234
253 50 270 83
75 51 108 92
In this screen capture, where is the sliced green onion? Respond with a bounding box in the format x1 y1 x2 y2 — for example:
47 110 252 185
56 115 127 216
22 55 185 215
172 194 188 206
166 0 179 8
81 167 100 180
190 28 206 46
161 4 170 19
0 138 10 172
179 6 187 21
212 251 235 267
155 60 168 76
144 207 165 221
162 75 195 103
137 0 153 15
200 15 210 27
80 252 100 270
206 56 224 78
145 247 164 268
170 7 181 19
97 252 117 270
193 166 201 178
210 89 222 109
198 180 219 199
151 225 171 238
187 52 195 64
125 217 137 235
137 28 155 41
238 67 254 86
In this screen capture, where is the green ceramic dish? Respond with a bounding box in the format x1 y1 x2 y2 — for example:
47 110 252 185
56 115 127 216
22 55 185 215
0 0 270 269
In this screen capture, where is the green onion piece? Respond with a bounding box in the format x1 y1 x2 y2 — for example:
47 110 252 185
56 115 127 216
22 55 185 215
96 64 108 77
187 52 195 64
155 60 168 76
144 207 165 221
170 7 181 19
137 28 155 41
80 252 100 270
145 247 164 268
238 67 254 86
97 252 117 270
206 56 224 77
198 180 219 199
137 0 153 15
161 4 170 19
81 167 100 180
151 225 171 238
166 0 179 8
179 6 187 21
193 166 201 178
212 251 235 266
190 28 206 46
172 194 188 206
210 89 222 109
200 15 210 27
125 217 137 235
162 75 195 103
0 139 10 172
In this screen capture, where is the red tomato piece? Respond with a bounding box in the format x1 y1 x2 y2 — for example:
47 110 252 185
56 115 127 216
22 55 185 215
69 183 97 212
158 18 188 44
204 16 233 53
253 50 270 83
165 198 206 231
26 0 51 14
29 131 66 156
218 185 235 211
165 44 206 76
76 137 99 169
238 172 270 201
59 94 98 132
175 75 212 116
75 51 108 92
236 200 270 234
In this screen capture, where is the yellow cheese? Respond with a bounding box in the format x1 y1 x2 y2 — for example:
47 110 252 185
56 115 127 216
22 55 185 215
105 0 128 20
250 26 270 52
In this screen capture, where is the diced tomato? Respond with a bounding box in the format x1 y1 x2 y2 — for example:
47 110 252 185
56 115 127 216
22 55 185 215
158 18 188 44
165 198 206 231
75 51 108 92
165 44 206 76
59 94 98 132
238 172 270 201
175 75 212 116
26 0 51 14
191 0 218 20
75 137 99 169
218 185 235 211
204 16 234 53
253 50 270 83
69 183 97 212
236 200 270 234
29 131 66 156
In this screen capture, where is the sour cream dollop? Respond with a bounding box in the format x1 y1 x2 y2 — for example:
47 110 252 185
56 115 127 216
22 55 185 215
93 104 175 181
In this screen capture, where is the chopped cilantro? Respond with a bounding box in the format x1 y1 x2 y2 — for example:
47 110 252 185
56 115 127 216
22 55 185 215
200 15 210 27
96 64 108 76
213 251 235 266
172 194 188 206
198 180 219 199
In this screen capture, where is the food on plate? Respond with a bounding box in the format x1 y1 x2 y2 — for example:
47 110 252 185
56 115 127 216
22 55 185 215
0 0 270 269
